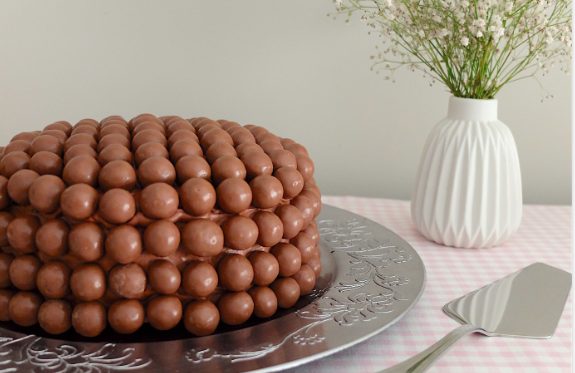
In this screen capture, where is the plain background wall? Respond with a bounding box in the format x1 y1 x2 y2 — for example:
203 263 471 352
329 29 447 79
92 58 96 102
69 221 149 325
0 1 570 205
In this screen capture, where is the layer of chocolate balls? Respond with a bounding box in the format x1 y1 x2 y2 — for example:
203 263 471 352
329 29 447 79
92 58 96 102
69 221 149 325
0 115 322 338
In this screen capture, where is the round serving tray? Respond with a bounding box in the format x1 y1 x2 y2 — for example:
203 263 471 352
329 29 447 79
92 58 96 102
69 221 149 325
0 204 426 373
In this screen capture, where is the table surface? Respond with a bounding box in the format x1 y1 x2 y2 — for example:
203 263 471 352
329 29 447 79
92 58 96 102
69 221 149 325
287 196 572 373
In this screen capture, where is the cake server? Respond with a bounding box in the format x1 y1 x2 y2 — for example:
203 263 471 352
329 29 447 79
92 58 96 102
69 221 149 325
380 262 572 373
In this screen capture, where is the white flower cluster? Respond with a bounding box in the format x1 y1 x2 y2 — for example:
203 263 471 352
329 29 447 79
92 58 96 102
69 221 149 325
335 0 572 98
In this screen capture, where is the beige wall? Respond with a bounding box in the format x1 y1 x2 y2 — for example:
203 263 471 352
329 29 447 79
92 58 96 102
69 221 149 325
0 0 570 205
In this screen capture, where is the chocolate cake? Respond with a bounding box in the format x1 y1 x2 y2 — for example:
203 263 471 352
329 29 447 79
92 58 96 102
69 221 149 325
0 115 322 337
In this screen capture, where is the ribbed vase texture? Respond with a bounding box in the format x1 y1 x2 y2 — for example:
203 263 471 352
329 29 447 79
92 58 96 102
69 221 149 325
411 97 522 249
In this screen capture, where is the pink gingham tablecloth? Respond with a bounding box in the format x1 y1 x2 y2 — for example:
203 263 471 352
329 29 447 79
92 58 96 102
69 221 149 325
287 196 572 373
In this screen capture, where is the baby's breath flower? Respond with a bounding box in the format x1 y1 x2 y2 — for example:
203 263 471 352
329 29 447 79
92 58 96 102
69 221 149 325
334 0 571 98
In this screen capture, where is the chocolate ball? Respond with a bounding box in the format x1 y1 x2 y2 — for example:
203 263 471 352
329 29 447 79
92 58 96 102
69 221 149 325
140 183 179 219
30 151 63 176
98 160 137 191
64 134 97 152
182 261 218 297
44 123 70 135
9 291 43 326
168 130 199 148
70 264 106 301
138 156 176 186
60 184 99 220
307 255 322 278
290 232 316 264
133 121 165 137
274 167 304 199
217 254 254 291
68 222 104 261
131 129 167 151
97 134 131 153
71 125 98 139
206 142 237 164
28 175 66 213
99 188 136 224
108 299 145 334
144 220 180 257
5 140 31 155
295 155 314 182
184 301 220 336
217 291 254 325
36 261 71 299
236 143 263 158
0 253 13 287
99 123 131 140
7 215 40 253
256 132 280 144
62 155 101 187
97 143 133 166
252 211 283 247
292 265 316 295
149 260 181 295
222 216 258 251
270 243 302 277
285 143 309 157
216 178 252 214
109 263 146 299
270 277 300 308
180 178 216 216
195 123 220 138
275 204 304 239
201 128 234 150
299 189 322 218
303 183 321 197
259 140 283 155
231 129 256 147
166 121 194 137
0 289 15 321
134 142 169 167
182 219 223 257
248 251 280 286
176 155 211 184
147 296 182 331
41 131 67 144
241 151 273 180
63 144 97 165
303 221 320 246
0 176 10 210
250 175 284 209
131 114 163 129
35 220 69 257
72 301 107 337
38 299 72 334
249 126 268 138
211 156 246 185
222 121 241 132
249 286 278 318
169 139 203 164
290 196 313 228
7 169 39 205
0 151 30 178
30 135 62 156
11 132 38 143
0 212 13 246
106 225 142 264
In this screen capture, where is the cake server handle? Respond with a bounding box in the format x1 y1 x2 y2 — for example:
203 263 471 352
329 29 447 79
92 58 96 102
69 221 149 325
377 324 479 373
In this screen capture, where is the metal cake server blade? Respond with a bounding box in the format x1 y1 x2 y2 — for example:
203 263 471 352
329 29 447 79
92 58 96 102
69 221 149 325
380 262 572 373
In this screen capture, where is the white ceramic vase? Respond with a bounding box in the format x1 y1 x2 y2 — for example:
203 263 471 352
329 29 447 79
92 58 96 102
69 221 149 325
411 96 522 249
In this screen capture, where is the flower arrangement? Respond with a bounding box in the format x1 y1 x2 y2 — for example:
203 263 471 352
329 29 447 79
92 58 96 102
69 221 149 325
333 0 572 99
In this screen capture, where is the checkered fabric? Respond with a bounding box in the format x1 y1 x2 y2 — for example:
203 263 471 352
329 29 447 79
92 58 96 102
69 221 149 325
287 196 572 373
